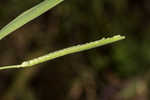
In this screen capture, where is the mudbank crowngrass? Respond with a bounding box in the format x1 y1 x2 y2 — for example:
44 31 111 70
0 0 125 70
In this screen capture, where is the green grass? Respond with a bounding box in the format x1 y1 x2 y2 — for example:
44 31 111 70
0 0 125 70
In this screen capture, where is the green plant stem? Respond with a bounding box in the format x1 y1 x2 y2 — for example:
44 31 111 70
0 35 125 70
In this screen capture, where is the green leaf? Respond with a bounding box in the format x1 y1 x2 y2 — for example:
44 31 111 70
0 0 63 40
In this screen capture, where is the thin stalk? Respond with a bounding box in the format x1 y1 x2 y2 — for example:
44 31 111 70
0 35 125 70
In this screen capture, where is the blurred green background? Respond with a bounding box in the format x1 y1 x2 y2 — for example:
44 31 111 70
0 0 150 100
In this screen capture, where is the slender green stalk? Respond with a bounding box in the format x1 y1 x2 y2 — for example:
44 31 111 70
0 0 63 40
0 35 125 70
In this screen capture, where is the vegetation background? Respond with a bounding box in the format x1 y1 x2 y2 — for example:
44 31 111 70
0 0 149 100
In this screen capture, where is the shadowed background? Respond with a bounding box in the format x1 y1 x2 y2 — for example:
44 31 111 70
0 0 150 100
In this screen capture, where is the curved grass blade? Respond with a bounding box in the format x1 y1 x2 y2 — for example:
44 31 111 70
0 35 125 70
0 0 63 40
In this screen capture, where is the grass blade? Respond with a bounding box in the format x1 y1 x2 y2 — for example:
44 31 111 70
0 0 63 40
